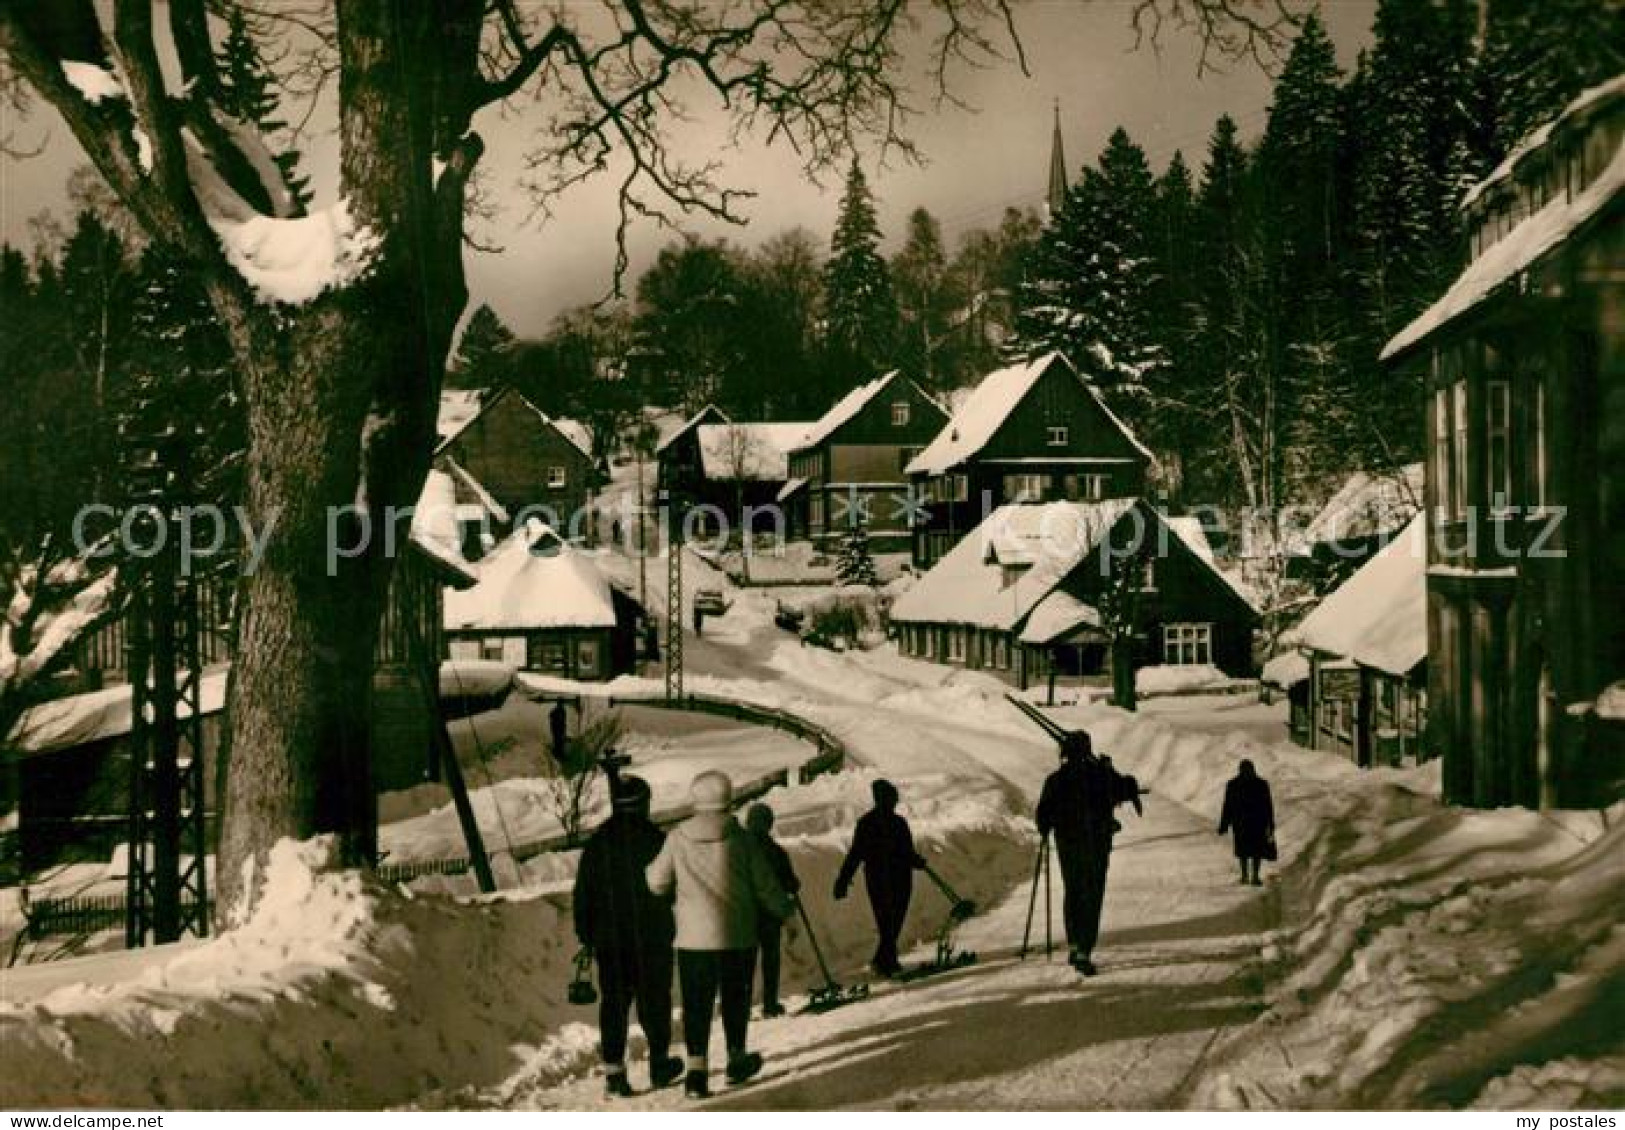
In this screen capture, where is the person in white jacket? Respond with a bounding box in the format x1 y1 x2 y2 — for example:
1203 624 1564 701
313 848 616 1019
646 770 793 1098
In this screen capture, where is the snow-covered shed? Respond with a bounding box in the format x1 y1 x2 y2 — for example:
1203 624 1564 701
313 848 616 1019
890 499 1258 689
1292 515 1428 767
902 352 1152 568
1291 462 1425 588
444 521 644 681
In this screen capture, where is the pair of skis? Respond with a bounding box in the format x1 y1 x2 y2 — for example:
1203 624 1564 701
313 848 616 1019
793 864 979 1013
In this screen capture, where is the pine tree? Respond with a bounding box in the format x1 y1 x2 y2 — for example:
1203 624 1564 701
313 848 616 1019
1009 128 1164 395
822 159 898 385
450 304 518 389
1477 0 1625 165
215 8 312 211
835 522 879 587
892 207 953 389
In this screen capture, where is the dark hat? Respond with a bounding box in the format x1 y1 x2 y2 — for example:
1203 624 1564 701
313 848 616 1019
1060 731 1093 761
611 774 651 811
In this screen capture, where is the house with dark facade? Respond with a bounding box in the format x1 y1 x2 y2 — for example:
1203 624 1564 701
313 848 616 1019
444 520 646 681
890 499 1257 690
16 501 477 872
436 387 603 539
655 405 812 540
1381 76 1624 808
905 352 1153 568
782 371 948 551
1293 515 1428 768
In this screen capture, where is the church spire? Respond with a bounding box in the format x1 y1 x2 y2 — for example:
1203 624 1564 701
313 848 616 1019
1047 99 1068 219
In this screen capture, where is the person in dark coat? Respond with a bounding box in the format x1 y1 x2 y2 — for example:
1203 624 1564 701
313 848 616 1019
745 804 799 1017
834 779 924 977
549 701 569 768
573 775 683 1097
1034 732 1142 976
1218 759 1275 886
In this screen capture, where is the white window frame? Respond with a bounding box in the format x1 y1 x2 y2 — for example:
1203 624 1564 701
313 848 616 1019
576 637 599 674
1046 425 1069 447
1081 473 1107 501
949 473 969 503
1161 622 1212 666
891 401 911 426
946 626 967 662
1487 379 1512 512
1432 383 1450 520
1005 473 1046 503
547 465 568 489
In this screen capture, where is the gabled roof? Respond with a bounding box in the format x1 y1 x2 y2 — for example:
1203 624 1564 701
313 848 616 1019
437 388 487 446
434 386 595 464
792 371 944 454
890 499 1137 631
655 403 729 456
1384 82 1625 361
1301 463 1425 550
1296 514 1427 677
10 670 230 758
444 520 619 632
906 351 1152 476
695 422 811 481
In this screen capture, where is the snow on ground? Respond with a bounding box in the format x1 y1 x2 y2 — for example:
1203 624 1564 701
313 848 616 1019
3 554 1620 1110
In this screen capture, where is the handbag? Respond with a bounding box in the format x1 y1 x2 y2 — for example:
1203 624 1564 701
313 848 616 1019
567 947 598 1006
1261 832 1279 862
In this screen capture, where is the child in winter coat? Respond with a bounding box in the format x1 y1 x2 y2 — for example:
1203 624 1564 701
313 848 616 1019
745 803 801 1017
646 771 793 1099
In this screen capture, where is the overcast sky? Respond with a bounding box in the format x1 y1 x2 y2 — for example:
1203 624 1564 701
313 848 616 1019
1 2 1376 338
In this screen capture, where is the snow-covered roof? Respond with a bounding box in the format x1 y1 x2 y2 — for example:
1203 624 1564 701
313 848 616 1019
1019 590 1101 645
1384 129 1625 361
906 351 1151 476
1164 513 1259 614
10 669 230 758
1461 76 1625 212
408 470 478 586
1302 463 1425 550
1261 651 1310 690
891 499 1136 631
437 389 487 445
444 520 619 632
553 418 594 461
776 477 809 503
696 422 811 481
655 404 728 456
1296 514 1427 677
793 370 942 453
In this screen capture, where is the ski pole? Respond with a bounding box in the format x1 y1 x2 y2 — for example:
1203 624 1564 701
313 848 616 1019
922 864 976 918
1043 836 1053 960
794 895 838 988
1020 833 1048 960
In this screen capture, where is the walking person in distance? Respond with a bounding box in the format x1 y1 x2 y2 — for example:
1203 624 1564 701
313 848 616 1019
1218 758 1276 886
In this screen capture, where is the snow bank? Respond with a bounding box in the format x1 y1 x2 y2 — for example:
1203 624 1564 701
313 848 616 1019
1037 700 1625 1110
1134 664 1236 695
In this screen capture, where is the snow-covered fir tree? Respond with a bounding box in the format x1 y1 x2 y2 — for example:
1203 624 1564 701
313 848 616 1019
822 160 898 381
215 8 312 211
449 304 517 389
835 523 879 587
1008 128 1165 393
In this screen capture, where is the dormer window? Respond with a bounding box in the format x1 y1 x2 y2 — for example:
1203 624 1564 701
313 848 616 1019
547 465 567 489
1047 425 1069 446
891 402 911 426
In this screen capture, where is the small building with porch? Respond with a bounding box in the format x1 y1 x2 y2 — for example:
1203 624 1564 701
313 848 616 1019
890 499 1257 689
444 520 645 681
1294 515 1429 767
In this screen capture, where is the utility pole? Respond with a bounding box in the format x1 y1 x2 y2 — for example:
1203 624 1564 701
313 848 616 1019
122 421 209 947
665 494 684 704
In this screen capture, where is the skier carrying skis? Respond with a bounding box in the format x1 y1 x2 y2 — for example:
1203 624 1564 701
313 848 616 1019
1034 732 1142 976
572 775 684 1098
834 778 925 978
745 803 800 1017
646 771 793 1099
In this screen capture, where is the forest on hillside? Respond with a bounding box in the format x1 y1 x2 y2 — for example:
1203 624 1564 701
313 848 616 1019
1 0 1619 551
